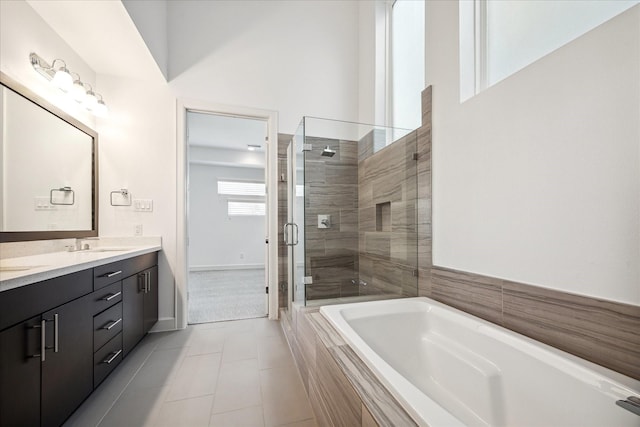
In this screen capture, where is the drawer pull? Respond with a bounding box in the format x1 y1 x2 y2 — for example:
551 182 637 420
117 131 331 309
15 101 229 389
103 270 122 278
102 349 122 364
102 318 122 330
102 291 122 301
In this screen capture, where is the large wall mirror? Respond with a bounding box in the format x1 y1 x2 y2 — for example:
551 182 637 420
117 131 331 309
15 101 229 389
0 72 98 242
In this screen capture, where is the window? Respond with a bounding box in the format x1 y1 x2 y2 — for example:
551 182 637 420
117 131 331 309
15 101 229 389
227 201 265 216
461 0 640 101
390 0 425 130
217 180 265 196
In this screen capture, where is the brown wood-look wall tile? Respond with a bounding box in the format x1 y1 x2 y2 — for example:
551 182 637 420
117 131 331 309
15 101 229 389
308 312 345 348
326 163 358 185
331 345 417 427
431 267 503 325
340 140 359 165
297 312 317 372
421 86 432 127
418 268 432 297
309 374 335 427
315 341 362 427
306 284 341 300
503 281 640 380
340 208 359 232
361 403 378 427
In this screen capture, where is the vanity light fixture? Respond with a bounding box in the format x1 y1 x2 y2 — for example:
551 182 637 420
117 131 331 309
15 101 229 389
247 144 261 151
30 52 108 117
51 59 73 91
70 74 87 103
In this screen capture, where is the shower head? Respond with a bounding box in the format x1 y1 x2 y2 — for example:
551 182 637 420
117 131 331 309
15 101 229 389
321 145 336 157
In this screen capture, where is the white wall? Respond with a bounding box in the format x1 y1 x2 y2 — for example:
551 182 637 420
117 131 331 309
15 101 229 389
188 163 265 268
427 3 640 304
96 74 176 324
166 0 360 134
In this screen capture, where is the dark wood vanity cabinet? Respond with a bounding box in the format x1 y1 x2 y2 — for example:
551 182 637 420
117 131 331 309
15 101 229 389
0 251 159 427
123 265 158 357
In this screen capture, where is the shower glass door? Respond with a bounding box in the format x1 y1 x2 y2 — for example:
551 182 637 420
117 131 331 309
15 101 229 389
286 121 306 311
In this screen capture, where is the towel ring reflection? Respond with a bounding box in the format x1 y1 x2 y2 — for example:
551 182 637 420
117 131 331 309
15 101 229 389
50 187 74 205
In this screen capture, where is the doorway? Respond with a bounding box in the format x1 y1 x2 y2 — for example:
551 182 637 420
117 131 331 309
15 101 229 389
186 111 269 323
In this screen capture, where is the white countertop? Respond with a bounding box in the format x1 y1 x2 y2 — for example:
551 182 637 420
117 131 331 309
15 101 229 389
0 240 161 293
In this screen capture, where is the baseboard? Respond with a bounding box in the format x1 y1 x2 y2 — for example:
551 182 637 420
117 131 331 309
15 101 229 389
149 317 178 332
189 264 265 271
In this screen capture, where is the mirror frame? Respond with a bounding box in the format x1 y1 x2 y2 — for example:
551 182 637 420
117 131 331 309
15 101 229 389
0 72 99 243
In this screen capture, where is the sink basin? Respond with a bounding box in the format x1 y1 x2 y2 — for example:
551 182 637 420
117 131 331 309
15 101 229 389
86 247 132 253
0 265 41 272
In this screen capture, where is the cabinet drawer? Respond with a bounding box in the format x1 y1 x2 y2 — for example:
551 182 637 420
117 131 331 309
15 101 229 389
93 302 123 352
93 252 158 291
94 333 122 387
93 260 128 290
92 281 122 315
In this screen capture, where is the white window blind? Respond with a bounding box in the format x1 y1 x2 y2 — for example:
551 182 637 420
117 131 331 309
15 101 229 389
228 201 265 216
217 180 265 196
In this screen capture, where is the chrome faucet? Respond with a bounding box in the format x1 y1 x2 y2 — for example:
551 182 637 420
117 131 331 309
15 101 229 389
66 237 99 252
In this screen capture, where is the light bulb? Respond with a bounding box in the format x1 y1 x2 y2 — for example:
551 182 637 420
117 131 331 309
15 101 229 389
52 67 73 91
84 90 97 110
93 99 108 117
70 80 86 102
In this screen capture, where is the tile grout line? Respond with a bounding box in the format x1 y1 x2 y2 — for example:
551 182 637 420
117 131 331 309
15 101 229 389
95 337 162 427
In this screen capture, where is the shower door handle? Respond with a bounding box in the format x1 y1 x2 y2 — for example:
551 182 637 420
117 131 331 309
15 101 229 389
284 223 299 246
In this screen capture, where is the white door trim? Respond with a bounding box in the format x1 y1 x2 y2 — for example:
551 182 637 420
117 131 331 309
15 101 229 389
176 98 279 329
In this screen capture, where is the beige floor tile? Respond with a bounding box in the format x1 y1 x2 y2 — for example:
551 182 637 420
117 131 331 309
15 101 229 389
257 334 294 370
209 405 265 427
188 327 227 356
153 327 195 350
165 352 222 401
154 395 214 427
98 386 169 427
222 332 258 362
212 359 262 414
277 418 318 427
127 348 188 390
260 366 314 427
250 318 282 338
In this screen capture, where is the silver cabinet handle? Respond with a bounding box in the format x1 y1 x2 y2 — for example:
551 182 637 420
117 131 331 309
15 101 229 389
104 270 122 278
102 318 122 330
29 319 47 361
102 349 122 364
102 291 122 301
146 271 151 293
53 313 59 353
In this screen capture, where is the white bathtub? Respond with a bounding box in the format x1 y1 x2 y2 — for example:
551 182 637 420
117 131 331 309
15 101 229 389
320 297 640 427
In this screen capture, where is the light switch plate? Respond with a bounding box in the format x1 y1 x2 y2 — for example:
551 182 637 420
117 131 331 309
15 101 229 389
133 198 153 212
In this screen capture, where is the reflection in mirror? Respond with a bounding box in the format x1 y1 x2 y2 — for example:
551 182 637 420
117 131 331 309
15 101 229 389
0 72 98 242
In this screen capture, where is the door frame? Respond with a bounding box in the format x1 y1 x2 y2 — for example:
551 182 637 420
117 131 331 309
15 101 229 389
176 98 279 328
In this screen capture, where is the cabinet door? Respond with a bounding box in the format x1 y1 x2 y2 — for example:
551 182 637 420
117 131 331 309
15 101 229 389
41 294 93 427
123 274 144 357
143 266 159 334
0 316 42 427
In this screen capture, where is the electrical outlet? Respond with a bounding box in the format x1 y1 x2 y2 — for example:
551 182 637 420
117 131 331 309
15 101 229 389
240 252 245 260
134 224 143 236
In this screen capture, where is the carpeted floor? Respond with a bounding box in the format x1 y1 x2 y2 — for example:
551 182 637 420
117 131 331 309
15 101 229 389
188 268 267 324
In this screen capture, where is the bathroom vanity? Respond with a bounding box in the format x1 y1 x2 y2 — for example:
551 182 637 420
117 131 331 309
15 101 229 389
0 246 160 427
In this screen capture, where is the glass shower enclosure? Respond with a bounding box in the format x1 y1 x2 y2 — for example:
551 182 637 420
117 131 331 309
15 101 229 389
284 117 418 311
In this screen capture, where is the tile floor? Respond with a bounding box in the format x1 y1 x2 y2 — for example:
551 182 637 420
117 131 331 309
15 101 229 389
64 317 316 427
